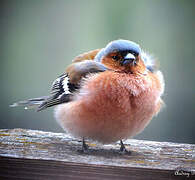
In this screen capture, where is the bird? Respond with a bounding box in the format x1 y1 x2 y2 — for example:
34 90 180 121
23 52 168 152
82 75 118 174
11 39 165 153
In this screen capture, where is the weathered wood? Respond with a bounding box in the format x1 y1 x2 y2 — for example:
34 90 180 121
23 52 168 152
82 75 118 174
0 129 194 180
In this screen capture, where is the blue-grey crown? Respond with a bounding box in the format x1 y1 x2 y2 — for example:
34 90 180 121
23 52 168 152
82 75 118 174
95 39 141 62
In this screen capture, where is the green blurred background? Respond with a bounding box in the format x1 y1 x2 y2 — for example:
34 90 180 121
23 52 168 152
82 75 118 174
1 0 194 144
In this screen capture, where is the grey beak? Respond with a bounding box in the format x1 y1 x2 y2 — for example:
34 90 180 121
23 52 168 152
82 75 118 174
122 53 136 65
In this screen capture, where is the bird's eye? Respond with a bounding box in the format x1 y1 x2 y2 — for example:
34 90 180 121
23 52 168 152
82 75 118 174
131 52 137 56
112 55 119 60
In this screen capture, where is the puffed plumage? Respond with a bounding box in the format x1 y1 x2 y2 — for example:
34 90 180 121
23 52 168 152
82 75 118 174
11 39 164 151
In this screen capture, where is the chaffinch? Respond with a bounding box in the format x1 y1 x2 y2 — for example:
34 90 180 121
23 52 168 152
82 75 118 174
11 39 164 153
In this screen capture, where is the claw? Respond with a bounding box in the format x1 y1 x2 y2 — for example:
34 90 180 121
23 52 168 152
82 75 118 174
78 138 89 153
119 140 131 155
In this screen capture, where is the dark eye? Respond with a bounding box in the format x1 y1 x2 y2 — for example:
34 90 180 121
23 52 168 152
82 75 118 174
130 52 137 56
112 55 119 60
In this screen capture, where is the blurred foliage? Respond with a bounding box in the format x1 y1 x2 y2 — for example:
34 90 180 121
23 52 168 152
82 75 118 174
0 0 194 143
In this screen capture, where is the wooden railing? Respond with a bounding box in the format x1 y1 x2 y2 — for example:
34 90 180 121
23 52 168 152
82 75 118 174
0 129 194 179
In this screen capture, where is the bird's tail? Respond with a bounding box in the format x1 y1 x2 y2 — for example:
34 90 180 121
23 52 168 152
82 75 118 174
10 96 50 111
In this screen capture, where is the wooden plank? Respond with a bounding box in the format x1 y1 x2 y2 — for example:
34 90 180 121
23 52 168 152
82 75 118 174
0 129 194 180
0 157 176 180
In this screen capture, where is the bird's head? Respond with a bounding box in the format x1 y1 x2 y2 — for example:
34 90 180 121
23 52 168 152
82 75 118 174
95 39 154 74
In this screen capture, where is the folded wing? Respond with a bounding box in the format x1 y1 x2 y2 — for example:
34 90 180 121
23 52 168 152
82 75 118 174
10 49 107 111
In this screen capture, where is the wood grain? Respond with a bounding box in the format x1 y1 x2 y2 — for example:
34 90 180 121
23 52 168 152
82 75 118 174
0 129 194 180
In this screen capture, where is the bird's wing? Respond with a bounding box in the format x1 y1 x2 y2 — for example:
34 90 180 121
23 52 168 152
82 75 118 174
37 73 77 111
10 73 76 111
11 50 107 111
38 61 107 111
72 49 101 63
66 60 108 84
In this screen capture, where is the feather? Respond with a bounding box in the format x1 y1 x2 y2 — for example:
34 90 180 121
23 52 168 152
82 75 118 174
141 51 157 72
10 73 76 111
11 59 107 111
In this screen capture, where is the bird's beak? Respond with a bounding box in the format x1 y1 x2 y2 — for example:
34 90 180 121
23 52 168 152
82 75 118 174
122 53 136 65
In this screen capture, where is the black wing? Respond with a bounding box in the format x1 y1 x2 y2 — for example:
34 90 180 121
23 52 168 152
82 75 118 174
37 73 78 111
10 73 78 111
10 61 108 111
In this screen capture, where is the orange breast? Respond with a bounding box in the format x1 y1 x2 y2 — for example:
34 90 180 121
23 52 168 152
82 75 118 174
55 71 164 144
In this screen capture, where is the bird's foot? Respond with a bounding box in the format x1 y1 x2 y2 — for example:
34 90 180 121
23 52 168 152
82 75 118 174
119 140 131 155
78 138 89 153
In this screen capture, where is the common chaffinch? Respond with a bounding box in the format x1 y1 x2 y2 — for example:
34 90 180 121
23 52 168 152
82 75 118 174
11 39 164 153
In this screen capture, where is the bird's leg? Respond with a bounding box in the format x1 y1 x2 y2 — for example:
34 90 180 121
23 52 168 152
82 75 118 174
119 140 131 154
81 137 89 152
120 140 127 152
